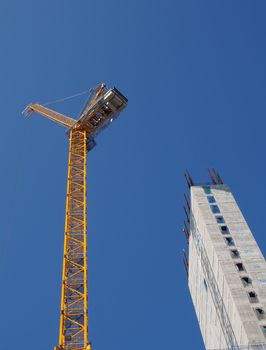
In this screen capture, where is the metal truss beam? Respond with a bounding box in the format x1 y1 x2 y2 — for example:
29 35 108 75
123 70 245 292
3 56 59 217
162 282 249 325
57 129 91 350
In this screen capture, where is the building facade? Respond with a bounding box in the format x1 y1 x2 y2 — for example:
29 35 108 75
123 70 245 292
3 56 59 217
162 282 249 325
188 184 266 350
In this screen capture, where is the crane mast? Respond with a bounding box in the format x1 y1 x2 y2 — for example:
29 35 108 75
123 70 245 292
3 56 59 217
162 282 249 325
25 84 128 350
59 129 88 350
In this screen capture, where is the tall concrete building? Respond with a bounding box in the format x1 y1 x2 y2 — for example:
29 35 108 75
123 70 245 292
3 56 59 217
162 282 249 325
187 181 266 350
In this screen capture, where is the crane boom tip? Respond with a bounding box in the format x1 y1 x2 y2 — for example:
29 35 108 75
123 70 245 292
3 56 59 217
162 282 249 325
22 103 34 117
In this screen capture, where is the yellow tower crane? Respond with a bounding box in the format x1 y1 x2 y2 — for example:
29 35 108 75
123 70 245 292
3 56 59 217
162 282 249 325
24 84 128 350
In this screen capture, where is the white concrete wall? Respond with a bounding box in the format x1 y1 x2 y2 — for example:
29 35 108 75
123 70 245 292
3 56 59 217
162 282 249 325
188 185 266 350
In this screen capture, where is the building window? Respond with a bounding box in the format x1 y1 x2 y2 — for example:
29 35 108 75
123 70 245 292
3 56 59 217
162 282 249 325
203 186 212 195
241 277 252 287
248 291 258 303
211 205 220 214
220 225 230 234
261 326 266 337
203 279 208 291
207 196 215 204
236 262 245 271
225 237 234 246
216 216 225 224
230 249 240 258
255 308 265 320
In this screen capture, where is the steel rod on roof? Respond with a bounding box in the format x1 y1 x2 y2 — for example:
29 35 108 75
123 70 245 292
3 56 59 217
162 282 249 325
183 221 190 244
184 193 190 212
212 168 223 184
184 205 190 224
182 249 189 276
208 168 217 184
186 169 194 186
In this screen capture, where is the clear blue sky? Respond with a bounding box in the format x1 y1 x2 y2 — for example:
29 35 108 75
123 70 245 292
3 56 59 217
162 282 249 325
1 1 266 349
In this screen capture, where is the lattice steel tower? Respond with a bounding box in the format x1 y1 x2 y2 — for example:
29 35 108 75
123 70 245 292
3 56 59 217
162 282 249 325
24 84 127 350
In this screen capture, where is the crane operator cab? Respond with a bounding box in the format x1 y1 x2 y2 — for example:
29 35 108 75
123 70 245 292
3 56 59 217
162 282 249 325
75 87 128 152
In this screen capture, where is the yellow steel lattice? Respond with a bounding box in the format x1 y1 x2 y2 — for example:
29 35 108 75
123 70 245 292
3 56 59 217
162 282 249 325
57 130 90 350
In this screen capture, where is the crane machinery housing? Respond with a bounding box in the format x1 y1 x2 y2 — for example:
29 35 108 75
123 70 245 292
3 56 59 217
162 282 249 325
24 83 128 350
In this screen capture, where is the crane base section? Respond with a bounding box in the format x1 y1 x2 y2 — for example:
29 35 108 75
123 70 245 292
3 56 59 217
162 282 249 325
54 345 92 350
